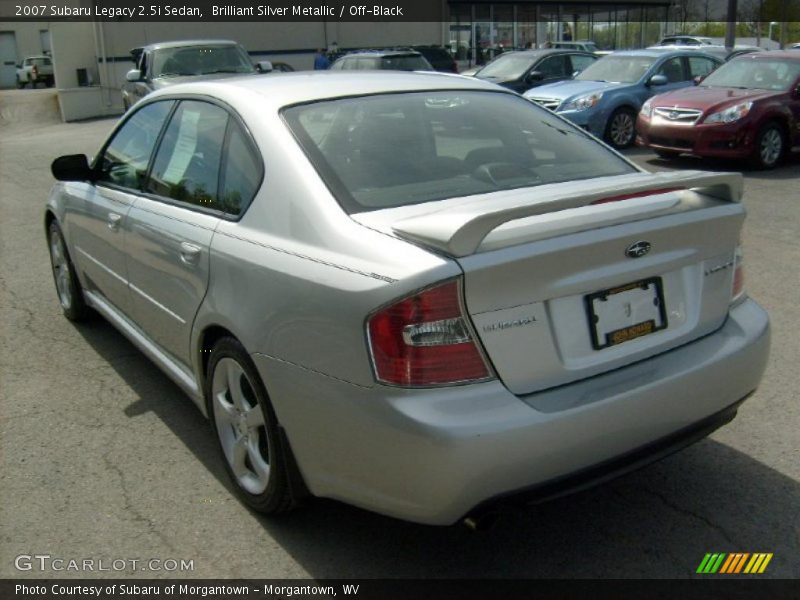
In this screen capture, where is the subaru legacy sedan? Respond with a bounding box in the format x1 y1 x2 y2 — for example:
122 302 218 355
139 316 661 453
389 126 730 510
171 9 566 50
525 49 722 148
637 52 800 169
46 72 769 526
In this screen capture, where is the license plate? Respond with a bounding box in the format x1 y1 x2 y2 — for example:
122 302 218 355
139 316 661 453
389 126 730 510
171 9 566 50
585 277 668 350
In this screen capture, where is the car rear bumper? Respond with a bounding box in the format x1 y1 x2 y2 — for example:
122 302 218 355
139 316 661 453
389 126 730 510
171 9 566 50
253 298 769 525
637 118 756 158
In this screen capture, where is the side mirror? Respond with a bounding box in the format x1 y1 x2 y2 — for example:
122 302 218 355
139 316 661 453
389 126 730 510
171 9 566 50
649 74 668 86
125 69 142 82
256 61 273 73
527 70 544 82
51 154 94 182
693 75 706 85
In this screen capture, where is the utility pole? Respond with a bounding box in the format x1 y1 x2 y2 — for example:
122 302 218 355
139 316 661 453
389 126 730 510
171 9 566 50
724 0 737 50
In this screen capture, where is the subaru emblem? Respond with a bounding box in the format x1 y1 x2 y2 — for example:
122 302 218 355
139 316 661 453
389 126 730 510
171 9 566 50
625 241 651 258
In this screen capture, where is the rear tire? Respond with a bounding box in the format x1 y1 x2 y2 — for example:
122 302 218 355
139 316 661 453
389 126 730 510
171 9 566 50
605 107 637 149
16 77 24 89
47 221 91 321
750 122 785 170
206 337 298 514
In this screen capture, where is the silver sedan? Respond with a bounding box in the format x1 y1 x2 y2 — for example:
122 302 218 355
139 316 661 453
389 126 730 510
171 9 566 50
45 72 769 525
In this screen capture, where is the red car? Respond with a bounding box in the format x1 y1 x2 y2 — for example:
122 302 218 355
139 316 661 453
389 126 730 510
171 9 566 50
637 52 800 168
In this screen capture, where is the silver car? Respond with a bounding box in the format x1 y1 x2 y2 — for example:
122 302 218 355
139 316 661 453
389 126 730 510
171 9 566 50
46 72 770 526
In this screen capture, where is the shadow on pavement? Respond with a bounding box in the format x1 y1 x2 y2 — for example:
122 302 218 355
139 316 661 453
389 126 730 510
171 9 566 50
73 298 800 579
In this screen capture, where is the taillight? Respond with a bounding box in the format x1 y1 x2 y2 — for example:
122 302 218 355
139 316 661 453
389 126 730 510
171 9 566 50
731 246 745 304
367 279 492 387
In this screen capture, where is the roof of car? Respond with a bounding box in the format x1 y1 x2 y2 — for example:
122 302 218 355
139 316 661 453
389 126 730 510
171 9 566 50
611 48 716 58
141 39 241 51
147 70 508 110
728 50 800 61
339 49 423 57
499 48 595 57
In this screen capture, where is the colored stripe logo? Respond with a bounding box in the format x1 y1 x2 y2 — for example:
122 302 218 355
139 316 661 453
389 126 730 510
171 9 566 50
696 553 773 574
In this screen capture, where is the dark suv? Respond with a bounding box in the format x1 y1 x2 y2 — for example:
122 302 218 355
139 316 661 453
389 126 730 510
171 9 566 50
330 49 433 72
473 49 598 94
411 45 458 73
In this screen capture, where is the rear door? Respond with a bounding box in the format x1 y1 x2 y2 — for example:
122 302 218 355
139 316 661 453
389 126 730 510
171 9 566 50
125 99 262 366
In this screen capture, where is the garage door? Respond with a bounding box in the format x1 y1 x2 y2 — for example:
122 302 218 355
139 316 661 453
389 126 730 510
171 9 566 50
0 32 18 89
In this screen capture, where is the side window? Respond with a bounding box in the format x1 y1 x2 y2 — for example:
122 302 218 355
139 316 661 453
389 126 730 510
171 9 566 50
570 54 596 74
536 55 569 79
96 100 173 190
658 57 686 83
145 101 229 209
688 57 717 78
219 121 263 216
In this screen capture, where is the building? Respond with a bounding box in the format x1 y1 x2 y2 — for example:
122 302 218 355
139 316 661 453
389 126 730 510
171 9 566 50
1 0 679 121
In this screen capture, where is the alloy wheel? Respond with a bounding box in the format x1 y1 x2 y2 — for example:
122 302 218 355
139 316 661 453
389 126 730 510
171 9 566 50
609 112 635 147
211 357 271 495
759 128 782 167
49 230 72 309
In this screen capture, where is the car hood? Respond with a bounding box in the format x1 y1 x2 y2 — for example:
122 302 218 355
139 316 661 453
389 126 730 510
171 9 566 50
523 79 625 100
151 71 256 88
647 86 783 112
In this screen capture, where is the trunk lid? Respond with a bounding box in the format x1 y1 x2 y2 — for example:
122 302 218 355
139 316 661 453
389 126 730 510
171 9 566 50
353 170 745 395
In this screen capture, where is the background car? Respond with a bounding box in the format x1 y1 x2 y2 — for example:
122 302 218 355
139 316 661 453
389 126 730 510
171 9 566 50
525 49 723 148
411 45 458 73
329 49 433 71
45 71 768 526
121 40 273 110
16 55 54 88
552 41 600 54
655 35 715 47
637 51 800 168
472 49 597 93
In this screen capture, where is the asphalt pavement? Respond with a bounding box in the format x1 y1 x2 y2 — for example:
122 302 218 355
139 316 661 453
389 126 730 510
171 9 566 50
1 89 798 579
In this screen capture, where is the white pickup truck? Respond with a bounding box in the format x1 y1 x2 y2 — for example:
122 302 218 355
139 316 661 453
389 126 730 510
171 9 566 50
16 56 54 88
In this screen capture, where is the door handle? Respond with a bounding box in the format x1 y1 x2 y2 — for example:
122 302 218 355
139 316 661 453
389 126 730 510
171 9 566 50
107 213 122 230
179 242 201 264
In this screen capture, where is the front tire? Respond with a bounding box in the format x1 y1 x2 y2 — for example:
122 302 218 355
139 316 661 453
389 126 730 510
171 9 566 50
47 221 91 321
605 108 637 149
750 122 785 169
206 337 297 514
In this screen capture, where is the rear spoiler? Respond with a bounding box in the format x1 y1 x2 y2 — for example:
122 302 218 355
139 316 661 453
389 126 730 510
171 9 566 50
391 170 743 257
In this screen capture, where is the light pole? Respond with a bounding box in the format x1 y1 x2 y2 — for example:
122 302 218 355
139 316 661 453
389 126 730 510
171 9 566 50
767 22 779 48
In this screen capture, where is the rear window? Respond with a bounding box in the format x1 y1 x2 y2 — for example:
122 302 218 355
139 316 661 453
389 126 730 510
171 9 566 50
380 54 431 71
282 91 635 213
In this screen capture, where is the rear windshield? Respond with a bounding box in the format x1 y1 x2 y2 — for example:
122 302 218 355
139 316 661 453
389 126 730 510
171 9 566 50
282 91 635 213
477 54 535 80
380 54 431 71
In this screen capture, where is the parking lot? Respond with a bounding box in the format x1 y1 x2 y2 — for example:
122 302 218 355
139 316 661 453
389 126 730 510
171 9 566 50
0 88 798 579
